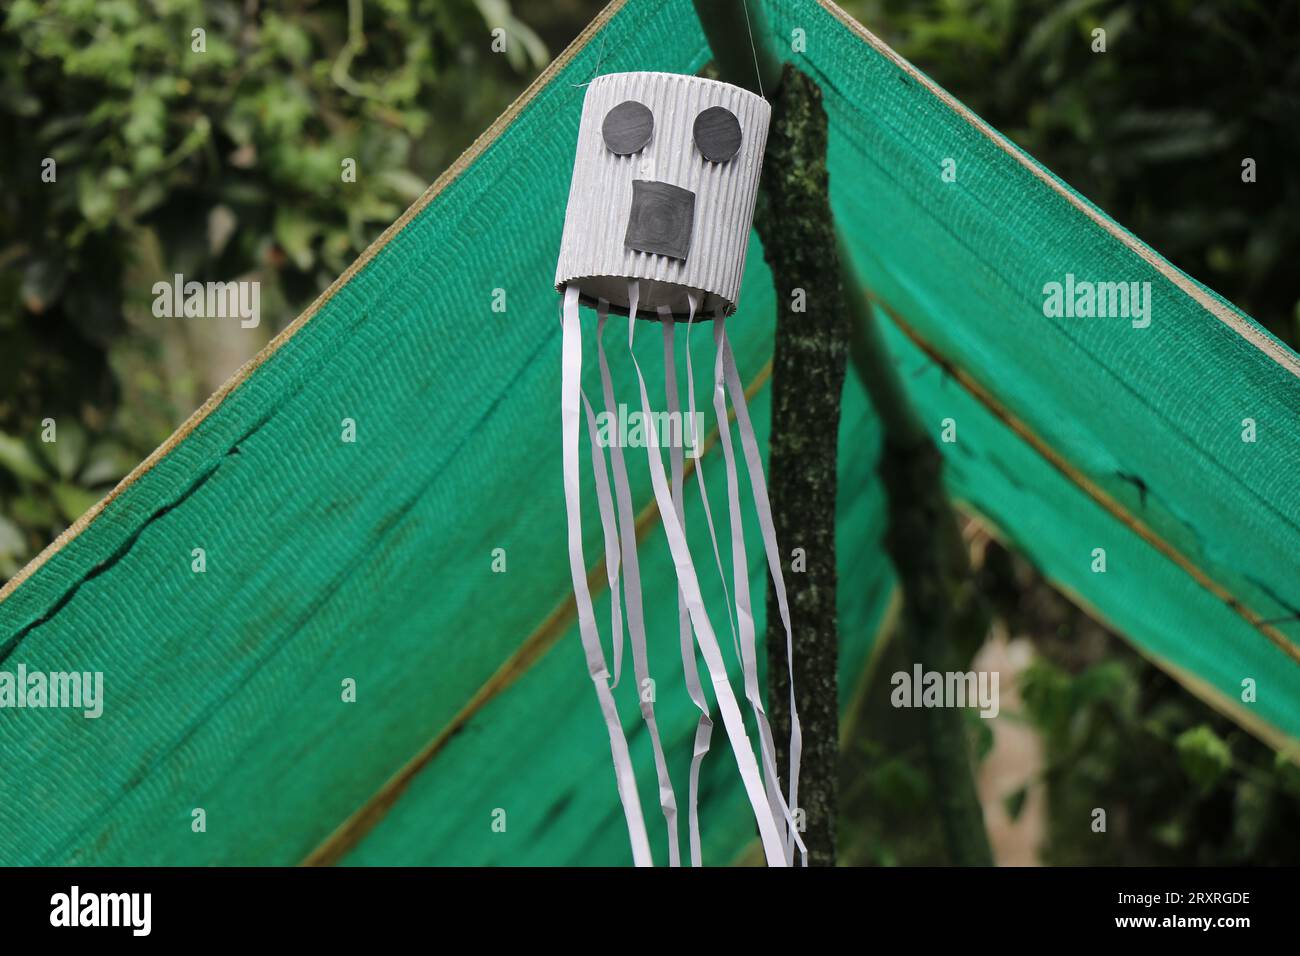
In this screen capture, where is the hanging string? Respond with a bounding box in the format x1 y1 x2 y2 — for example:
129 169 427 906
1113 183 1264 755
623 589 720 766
740 0 764 98
626 280 789 866
559 284 652 865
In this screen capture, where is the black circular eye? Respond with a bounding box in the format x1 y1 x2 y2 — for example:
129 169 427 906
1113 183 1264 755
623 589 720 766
693 106 742 163
602 100 653 155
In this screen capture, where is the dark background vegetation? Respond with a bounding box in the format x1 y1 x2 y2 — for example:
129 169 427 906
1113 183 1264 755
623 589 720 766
2 0 1296 864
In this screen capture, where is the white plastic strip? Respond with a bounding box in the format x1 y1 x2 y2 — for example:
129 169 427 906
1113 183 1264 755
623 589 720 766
720 317 805 864
711 314 806 866
627 281 788 866
559 284 652 866
595 301 680 866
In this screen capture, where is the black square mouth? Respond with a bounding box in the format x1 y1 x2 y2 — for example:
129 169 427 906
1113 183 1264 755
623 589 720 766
624 180 695 261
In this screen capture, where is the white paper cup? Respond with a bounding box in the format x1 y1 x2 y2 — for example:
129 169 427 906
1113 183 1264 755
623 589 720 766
555 72 770 319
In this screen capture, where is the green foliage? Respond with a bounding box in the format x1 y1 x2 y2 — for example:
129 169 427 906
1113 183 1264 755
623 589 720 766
0 0 565 575
1175 725 1233 792
838 734 950 866
1017 636 1300 865
0 420 135 576
842 535 1300 866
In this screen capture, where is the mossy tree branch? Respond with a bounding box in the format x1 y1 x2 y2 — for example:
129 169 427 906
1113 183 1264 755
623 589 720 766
751 65 848 868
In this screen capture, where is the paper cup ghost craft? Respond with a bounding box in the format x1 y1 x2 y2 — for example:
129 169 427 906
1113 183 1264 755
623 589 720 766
555 72 771 317
554 73 804 868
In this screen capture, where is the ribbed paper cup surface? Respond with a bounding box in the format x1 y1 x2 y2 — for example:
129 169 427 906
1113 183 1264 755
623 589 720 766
555 72 770 319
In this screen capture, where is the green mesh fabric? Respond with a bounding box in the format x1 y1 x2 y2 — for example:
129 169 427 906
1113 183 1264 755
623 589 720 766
0 0 1296 866
765 0 1300 743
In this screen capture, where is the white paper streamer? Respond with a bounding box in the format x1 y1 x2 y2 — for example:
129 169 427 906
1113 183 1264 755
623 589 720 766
711 314 807 866
682 297 741 664
580 394 623 686
720 317 805 865
559 284 652 866
594 301 680 866
591 310 626 689
560 294 626 693
659 299 718 868
627 281 787 866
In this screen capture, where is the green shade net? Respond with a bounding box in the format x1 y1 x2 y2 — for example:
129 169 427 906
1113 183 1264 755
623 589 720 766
1 0 1296 865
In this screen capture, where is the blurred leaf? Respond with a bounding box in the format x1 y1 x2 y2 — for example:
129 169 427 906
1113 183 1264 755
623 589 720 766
41 418 87 479
51 482 100 523
20 258 66 314
0 514 26 574
10 494 58 527
872 755 930 809
1154 817 1186 849
969 708 996 760
379 168 432 202
274 207 319 271
1232 778 1270 855
1273 754 1300 800
1003 785 1029 821
208 204 238 257
77 170 115 228
1175 725 1233 791
0 432 46 482
80 439 135 486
